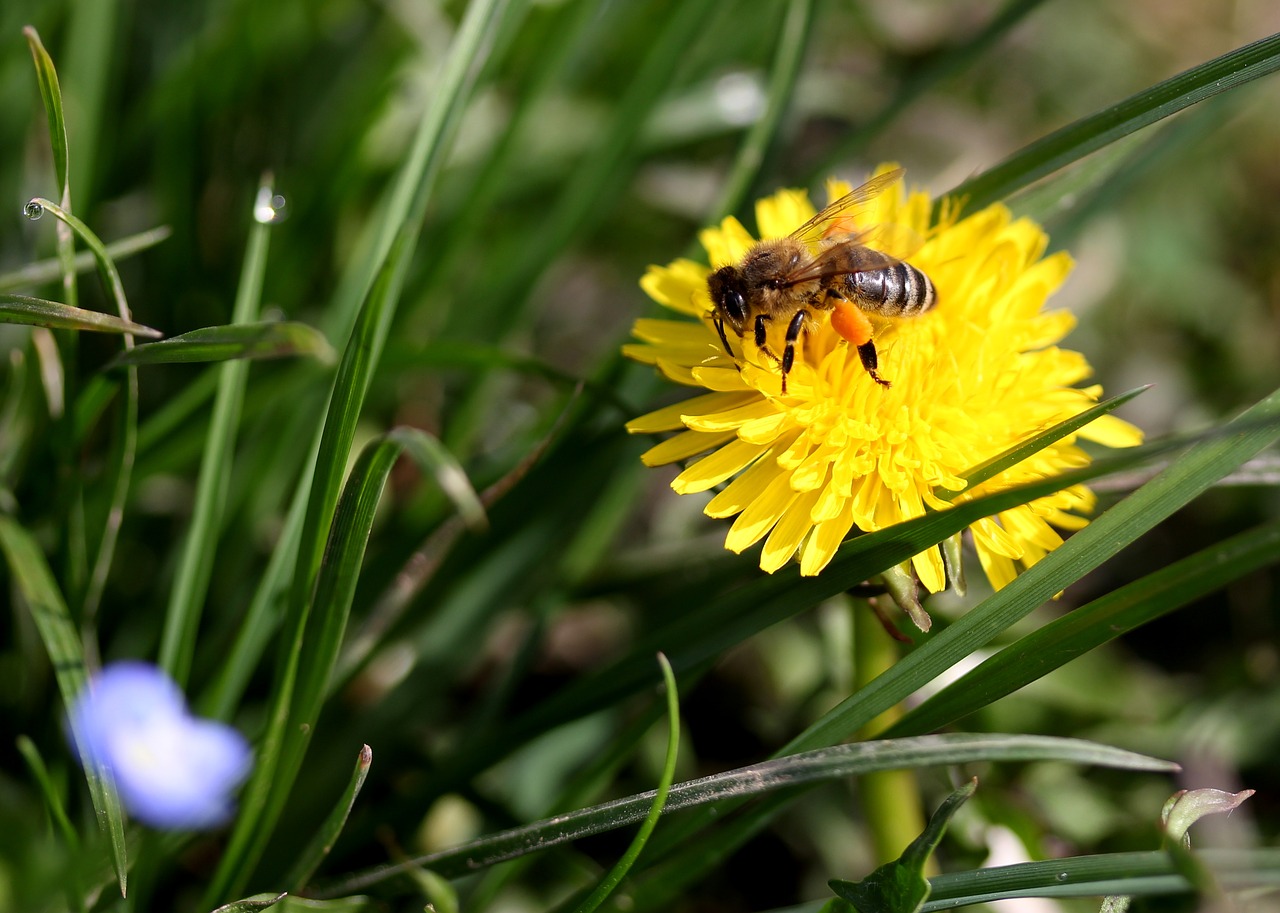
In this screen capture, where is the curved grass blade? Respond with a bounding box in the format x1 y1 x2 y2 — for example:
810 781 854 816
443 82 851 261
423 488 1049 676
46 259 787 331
25 197 139 624
571 655 681 913
390 427 486 530
158 192 276 687
206 0 514 901
0 516 128 895
286 744 373 892
16 734 80 854
885 517 1280 737
922 849 1280 910
947 32 1280 212
0 294 160 337
324 734 1171 891
209 893 287 913
24 28 69 199
111 322 333 369
936 386 1148 501
0 227 171 294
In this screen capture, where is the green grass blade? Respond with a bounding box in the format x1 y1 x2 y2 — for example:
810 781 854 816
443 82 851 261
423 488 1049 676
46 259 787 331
947 32 1280 212
325 734 1171 890
936 386 1149 501
16 734 80 853
24 197 140 624
158 195 275 686
570 655 681 913
885 517 1280 737
0 516 129 895
0 294 160 337
0 226 171 294
286 744 373 892
111 322 333 369
707 0 815 222
922 849 1280 909
23 27 69 207
805 0 1051 184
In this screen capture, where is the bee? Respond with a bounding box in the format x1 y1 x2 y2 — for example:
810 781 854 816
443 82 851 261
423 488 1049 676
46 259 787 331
706 168 936 393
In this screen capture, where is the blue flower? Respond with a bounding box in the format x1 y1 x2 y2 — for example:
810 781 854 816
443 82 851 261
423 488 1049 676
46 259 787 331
68 662 252 830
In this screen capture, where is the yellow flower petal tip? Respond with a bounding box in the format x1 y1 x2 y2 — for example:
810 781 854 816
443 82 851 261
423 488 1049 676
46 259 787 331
624 165 1142 593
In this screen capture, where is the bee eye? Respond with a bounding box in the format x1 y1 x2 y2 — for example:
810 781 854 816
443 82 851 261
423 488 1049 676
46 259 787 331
724 289 746 320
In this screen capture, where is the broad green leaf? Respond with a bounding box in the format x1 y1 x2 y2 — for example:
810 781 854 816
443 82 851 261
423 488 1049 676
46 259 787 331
829 780 976 913
325 734 1171 889
947 32 1280 211
112 322 332 368
0 294 160 337
0 516 129 895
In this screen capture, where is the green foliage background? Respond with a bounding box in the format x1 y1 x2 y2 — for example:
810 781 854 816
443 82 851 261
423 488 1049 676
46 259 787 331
1 0 1278 910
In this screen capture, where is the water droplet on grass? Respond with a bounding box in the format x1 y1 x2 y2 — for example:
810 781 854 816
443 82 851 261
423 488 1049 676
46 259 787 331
23 200 44 220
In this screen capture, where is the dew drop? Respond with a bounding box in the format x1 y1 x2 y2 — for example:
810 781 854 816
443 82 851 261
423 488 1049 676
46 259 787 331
1056 872 1069 882
23 200 44 220
253 187 288 224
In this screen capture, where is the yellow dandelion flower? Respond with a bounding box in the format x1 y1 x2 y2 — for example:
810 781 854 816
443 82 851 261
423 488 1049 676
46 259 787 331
624 165 1142 591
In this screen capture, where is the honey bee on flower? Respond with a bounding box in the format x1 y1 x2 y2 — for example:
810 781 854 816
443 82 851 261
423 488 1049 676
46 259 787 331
625 165 1141 589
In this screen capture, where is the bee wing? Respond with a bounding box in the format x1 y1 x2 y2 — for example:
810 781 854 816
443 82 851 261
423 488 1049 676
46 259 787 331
787 167 905 247
780 223 927 287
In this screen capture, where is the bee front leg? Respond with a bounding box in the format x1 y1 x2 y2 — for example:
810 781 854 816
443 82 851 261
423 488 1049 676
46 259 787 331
714 316 735 357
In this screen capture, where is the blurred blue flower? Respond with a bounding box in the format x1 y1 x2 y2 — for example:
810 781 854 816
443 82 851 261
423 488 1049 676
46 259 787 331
68 661 252 830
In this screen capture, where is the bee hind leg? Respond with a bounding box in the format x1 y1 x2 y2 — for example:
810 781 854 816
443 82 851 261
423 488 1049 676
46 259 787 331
830 297 891 387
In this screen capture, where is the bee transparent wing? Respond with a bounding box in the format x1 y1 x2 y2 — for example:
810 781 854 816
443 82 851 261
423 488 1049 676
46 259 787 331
787 167 905 247
781 222 926 287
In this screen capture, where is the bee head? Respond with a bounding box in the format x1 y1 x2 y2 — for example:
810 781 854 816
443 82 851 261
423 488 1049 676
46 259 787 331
707 266 748 335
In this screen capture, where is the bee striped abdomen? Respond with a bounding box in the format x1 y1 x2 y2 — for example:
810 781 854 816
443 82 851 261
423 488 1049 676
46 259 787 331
847 262 936 317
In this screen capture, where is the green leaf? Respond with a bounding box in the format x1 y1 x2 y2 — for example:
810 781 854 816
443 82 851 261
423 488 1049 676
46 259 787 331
0 516 129 895
24 27 70 203
0 294 161 337
159 190 278 687
922 849 1280 910
323 734 1170 889
111 322 334 368
209 893 287 913
947 32 1280 211
830 779 976 913
570 654 681 913
388 427 487 531
884 517 1280 737
286 745 373 892
0 227 171 294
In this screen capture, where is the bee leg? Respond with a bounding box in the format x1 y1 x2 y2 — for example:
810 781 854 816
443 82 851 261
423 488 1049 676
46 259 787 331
777 309 809 394
830 297 891 387
714 316 735 357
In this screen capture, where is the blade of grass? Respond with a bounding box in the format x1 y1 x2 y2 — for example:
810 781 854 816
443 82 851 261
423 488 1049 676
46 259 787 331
0 294 160 337
570 654 681 913
286 744 373 892
0 226 171 293
206 0 515 900
804 0 1051 185
885 516 1280 737
0 516 128 895
157 187 276 686
922 849 1280 909
322 733 1172 892
706 0 815 223
111 321 333 369
946 32 1280 212
24 198 140 628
